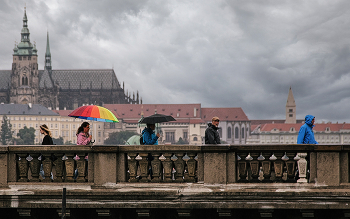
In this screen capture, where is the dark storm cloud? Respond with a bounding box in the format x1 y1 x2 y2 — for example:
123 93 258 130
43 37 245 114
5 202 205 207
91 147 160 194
1 0 350 122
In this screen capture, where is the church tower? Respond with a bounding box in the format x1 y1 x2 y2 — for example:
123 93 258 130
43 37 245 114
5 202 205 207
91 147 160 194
10 7 39 104
45 32 52 71
285 87 296 123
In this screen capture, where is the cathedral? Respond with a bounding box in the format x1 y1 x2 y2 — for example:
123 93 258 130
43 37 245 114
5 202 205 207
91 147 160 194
0 8 140 110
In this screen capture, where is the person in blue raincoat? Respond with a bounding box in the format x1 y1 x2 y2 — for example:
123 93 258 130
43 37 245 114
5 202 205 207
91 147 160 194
142 124 160 145
297 115 318 144
141 123 160 179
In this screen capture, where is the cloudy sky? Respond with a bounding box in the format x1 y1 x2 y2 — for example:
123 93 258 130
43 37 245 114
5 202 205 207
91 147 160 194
1 0 350 122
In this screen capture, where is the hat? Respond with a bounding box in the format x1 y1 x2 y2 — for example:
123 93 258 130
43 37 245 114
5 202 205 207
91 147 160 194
212 116 220 121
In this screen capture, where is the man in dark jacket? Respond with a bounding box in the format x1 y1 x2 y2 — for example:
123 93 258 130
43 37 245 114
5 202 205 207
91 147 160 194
205 116 221 144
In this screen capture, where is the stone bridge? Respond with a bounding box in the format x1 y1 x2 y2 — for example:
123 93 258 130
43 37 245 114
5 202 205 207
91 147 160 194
0 144 349 219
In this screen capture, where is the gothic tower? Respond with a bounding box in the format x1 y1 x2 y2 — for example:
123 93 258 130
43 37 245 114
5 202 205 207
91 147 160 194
10 7 39 104
285 86 296 123
45 31 52 71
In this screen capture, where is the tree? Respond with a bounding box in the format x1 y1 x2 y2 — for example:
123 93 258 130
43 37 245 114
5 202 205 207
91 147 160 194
52 137 64 145
1 115 13 145
16 126 35 145
176 137 188 145
104 131 137 145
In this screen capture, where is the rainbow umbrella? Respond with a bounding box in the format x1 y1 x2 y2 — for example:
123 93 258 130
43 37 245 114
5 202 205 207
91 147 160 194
68 105 119 123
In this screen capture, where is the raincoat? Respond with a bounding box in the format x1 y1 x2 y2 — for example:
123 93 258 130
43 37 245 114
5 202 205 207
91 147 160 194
142 127 159 145
297 115 318 144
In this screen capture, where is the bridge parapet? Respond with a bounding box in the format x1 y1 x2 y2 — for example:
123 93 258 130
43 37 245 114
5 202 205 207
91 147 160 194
1 144 348 186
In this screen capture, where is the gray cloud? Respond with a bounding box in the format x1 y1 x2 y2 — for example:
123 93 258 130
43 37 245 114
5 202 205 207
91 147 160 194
1 0 350 122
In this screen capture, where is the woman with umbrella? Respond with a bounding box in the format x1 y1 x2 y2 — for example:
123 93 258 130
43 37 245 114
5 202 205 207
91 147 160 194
76 122 93 145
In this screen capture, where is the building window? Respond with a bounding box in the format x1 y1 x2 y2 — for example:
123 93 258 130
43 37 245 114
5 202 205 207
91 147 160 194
242 127 245 138
289 109 293 112
183 132 188 140
110 123 115 129
165 132 175 143
235 127 239 139
227 127 232 139
193 137 198 141
98 132 101 137
289 114 293 117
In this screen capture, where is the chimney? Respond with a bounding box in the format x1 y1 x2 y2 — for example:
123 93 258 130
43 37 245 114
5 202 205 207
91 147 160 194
28 103 32 108
64 107 66 110
48 107 52 110
56 107 59 110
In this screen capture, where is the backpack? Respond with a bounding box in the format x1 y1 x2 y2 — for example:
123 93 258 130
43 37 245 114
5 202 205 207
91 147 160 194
140 134 144 145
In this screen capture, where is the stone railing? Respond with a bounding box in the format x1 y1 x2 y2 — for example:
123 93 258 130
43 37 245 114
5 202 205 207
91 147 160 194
0 144 348 186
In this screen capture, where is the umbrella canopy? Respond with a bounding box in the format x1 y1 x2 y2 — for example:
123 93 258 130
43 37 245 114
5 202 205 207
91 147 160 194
68 105 119 123
138 114 176 124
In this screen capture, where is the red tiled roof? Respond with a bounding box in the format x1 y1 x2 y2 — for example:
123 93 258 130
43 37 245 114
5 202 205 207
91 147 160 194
260 123 303 132
257 122 349 132
201 108 248 122
103 104 202 120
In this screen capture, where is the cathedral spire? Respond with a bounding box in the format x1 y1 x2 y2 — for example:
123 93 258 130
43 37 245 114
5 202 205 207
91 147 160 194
13 7 37 56
45 31 52 71
285 86 296 124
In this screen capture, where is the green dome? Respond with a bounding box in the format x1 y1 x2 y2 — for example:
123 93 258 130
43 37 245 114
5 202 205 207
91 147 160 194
125 135 141 145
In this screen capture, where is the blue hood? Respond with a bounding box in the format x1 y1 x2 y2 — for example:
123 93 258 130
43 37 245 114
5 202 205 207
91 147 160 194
305 115 315 126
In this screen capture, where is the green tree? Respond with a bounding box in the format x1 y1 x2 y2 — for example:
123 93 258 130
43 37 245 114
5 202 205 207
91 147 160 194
104 131 137 145
16 126 35 145
176 137 188 145
64 140 75 145
52 137 64 145
0 115 13 145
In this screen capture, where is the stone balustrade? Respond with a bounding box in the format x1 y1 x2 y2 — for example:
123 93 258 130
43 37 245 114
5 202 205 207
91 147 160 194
0 144 349 218
0 144 348 186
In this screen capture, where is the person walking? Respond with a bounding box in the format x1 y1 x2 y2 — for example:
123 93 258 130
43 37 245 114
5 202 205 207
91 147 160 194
76 122 92 145
205 116 221 144
297 115 318 144
40 124 53 145
142 123 160 145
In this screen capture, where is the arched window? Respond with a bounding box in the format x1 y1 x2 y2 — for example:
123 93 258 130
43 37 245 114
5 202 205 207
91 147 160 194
227 127 231 138
235 127 239 139
22 76 28 86
242 127 245 138
193 137 198 141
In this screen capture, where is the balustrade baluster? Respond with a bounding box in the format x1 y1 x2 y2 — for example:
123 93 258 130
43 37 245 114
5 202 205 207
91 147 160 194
53 154 64 182
128 153 138 182
162 153 173 183
28 154 41 182
297 153 308 183
151 153 161 183
64 153 75 182
285 152 297 183
249 153 260 183
237 153 248 183
174 153 185 182
42 153 53 182
76 153 87 182
17 153 29 182
138 153 149 182
272 152 284 182
185 153 197 183
261 152 272 183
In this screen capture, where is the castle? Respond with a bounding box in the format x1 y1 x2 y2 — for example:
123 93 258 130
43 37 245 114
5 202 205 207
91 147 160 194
0 8 139 110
